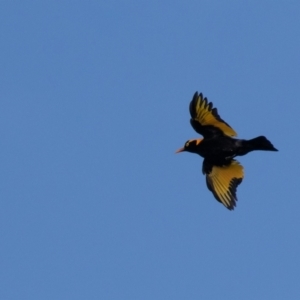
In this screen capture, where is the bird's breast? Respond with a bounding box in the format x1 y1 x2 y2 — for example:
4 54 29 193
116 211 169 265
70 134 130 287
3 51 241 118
196 137 237 161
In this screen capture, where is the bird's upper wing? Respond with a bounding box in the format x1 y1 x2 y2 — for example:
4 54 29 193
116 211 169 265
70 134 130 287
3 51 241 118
202 159 244 210
189 92 237 138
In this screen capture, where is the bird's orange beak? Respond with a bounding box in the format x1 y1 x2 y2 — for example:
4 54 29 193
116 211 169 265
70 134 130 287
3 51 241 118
175 147 185 154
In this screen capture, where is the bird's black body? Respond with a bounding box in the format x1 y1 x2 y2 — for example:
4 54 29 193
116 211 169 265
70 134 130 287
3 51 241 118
184 135 277 166
185 136 238 163
176 91 278 210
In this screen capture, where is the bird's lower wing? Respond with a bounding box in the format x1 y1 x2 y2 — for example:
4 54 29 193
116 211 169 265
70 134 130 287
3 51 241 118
203 159 244 210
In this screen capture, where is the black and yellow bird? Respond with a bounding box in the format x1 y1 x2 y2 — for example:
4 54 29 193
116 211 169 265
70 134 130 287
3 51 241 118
176 92 278 210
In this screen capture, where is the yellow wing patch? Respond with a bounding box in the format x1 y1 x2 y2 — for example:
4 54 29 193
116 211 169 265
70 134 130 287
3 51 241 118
205 160 244 210
190 92 237 137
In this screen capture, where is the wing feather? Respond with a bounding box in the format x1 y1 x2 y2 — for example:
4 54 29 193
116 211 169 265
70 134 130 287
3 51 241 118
203 159 244 210
190 92 237 138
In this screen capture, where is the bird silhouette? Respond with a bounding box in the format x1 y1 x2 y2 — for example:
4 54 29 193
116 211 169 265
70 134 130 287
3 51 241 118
176 92 278 210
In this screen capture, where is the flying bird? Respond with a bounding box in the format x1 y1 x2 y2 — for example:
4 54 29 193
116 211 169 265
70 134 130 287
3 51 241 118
176 92 278 210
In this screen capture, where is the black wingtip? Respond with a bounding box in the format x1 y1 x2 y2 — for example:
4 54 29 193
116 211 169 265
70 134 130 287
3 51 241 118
189 92 199 118
224 201 236 211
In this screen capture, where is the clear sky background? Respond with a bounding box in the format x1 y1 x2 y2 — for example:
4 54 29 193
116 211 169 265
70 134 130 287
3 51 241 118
0 1 299 299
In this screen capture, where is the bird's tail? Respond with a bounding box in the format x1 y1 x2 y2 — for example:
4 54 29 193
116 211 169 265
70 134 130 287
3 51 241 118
238 136 278 156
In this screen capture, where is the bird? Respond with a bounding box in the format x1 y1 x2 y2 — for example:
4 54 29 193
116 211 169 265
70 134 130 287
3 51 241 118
176 92 278 210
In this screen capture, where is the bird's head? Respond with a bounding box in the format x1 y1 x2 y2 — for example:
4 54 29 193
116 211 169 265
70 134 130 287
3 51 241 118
175 139 203 154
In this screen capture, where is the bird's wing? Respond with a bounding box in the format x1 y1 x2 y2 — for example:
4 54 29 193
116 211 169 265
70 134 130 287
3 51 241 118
202 159 244 210
189 92 237 138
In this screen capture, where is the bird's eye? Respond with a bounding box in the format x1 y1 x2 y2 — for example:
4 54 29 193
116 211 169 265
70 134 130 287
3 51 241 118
185 141 190 147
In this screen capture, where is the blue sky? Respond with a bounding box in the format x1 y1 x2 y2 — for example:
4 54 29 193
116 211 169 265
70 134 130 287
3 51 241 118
0 1 299 299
